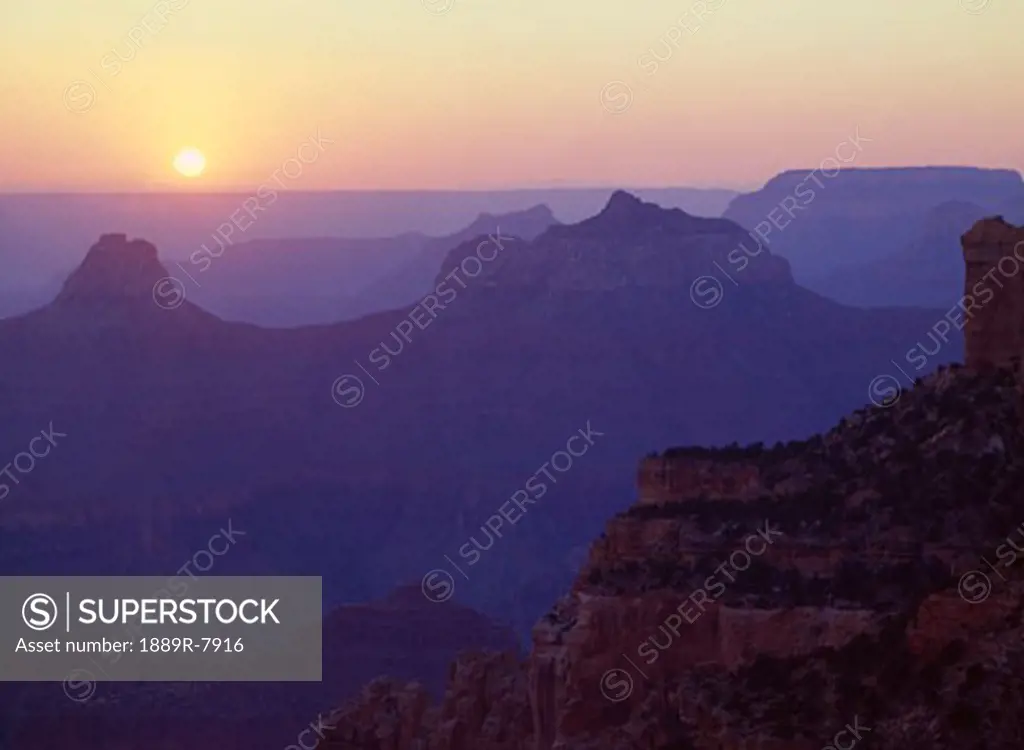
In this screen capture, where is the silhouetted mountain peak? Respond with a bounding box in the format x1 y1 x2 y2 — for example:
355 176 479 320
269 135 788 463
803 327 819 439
604 189 644 210
435 192 792 292
595 190 663 223
575 190 731 239
54 234 166 307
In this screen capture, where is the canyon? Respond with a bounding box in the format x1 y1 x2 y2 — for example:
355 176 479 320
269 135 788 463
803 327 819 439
318 216 1024 748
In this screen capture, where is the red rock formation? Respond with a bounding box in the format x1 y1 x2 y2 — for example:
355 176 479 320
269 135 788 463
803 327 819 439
961 216 1024 371
637 455 765 504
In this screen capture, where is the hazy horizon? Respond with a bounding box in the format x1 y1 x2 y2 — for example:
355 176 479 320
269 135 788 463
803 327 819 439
0 183 745 195
0 164 1020 196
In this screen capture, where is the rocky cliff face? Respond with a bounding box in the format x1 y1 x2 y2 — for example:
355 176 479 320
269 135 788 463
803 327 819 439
320 366 1024 750
317 218 1024 749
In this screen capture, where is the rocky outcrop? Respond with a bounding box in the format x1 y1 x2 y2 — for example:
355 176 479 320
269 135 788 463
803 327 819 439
962 216 1024 372
636 455 765 504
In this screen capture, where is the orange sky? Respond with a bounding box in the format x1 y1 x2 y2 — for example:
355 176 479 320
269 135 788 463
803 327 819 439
1 0 1021 191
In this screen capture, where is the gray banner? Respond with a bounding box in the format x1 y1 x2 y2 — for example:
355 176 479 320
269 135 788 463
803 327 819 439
1 576 321 682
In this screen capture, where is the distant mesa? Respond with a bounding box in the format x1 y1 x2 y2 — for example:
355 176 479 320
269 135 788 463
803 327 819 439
745 166 1024 210
724 166 1024 281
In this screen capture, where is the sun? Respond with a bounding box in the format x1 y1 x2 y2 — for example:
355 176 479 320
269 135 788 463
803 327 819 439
173 148 206 178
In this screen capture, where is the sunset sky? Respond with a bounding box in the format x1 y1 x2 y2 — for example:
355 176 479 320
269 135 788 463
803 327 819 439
1 0 1020 191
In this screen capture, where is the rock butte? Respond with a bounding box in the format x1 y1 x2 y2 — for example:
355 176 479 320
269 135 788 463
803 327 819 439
962 216 1024 373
